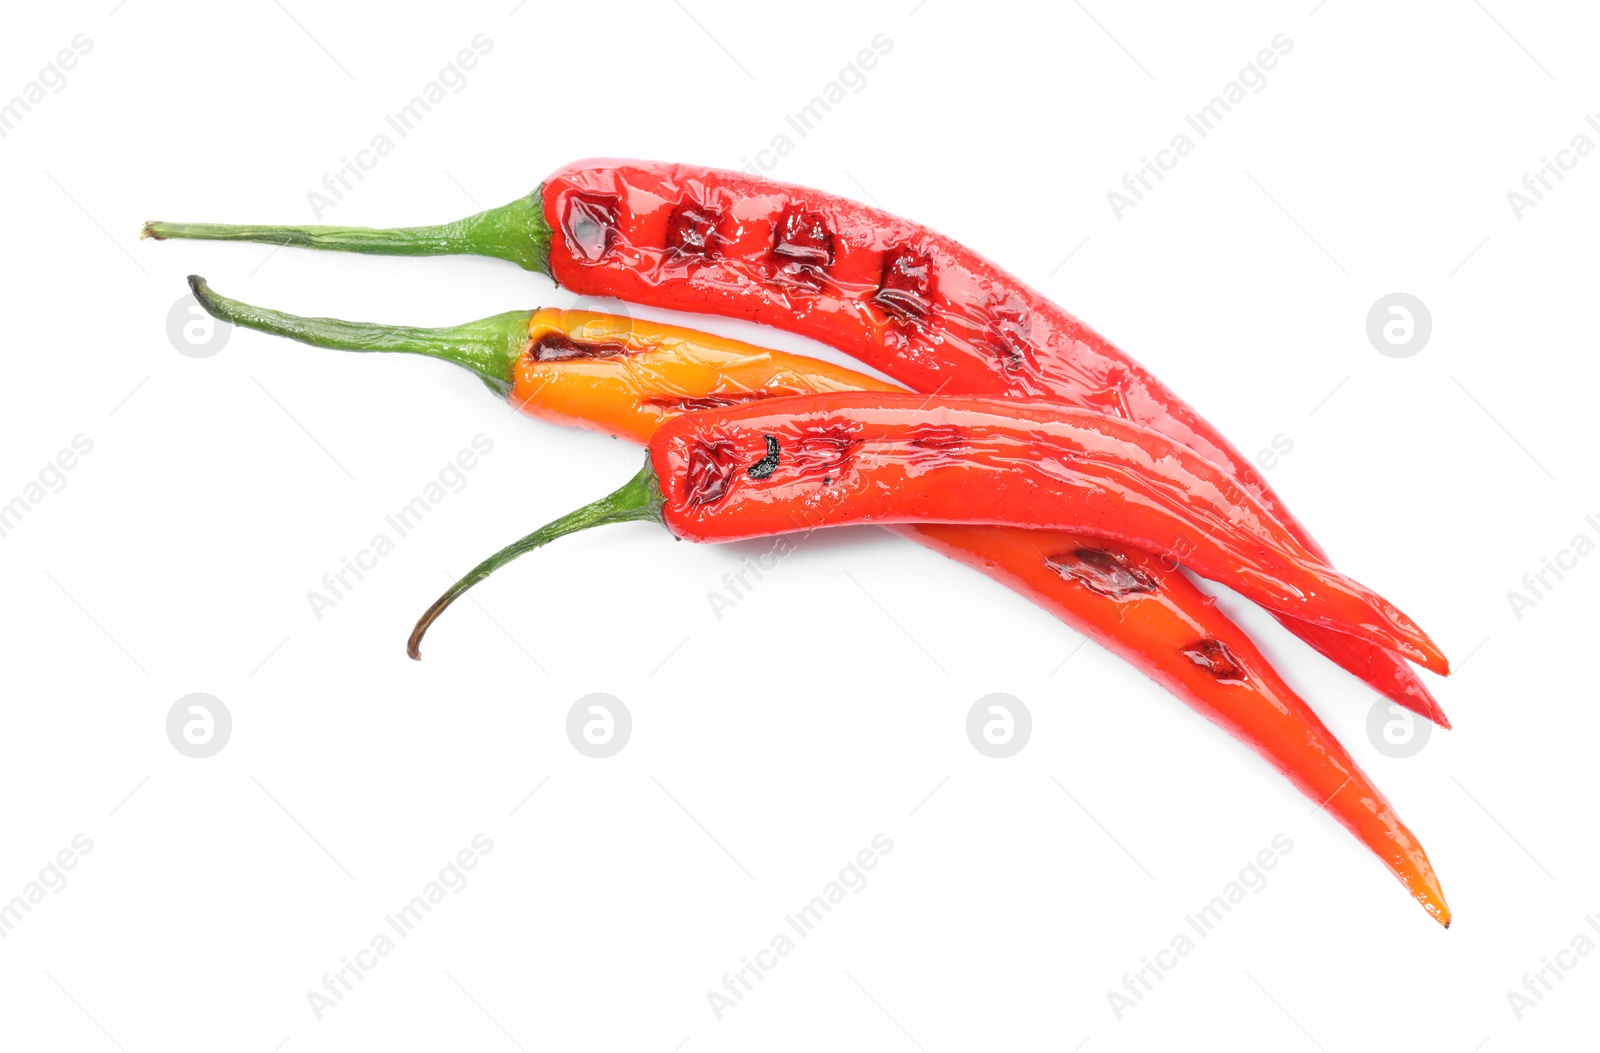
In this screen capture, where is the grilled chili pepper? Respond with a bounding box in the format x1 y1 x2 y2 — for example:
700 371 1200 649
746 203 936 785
409 391 1447 674
143 161 1451 724
187 278 1451 924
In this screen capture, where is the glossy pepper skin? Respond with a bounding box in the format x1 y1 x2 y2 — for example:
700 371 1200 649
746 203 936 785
540 162 1451 723
634 393 1448 672
143 161 1449 724
186 278 1449 925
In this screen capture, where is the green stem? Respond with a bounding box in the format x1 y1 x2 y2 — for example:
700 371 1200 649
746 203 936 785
188 276 531 395
407 460 668 660
145 188 553 274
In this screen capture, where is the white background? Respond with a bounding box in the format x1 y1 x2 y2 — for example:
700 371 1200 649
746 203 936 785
1 1 1595 1049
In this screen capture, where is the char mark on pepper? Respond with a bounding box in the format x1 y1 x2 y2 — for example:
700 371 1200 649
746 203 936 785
984 295 1038 374
561 191 621 262
772 205 834 288
1181 638 1248 681
666 201 725 260
530 331 634 363
1046 548 1160 598
641 390 785 413
746 435 781 479
685 438 743 507
906 424 969 466
790 425 863 475
875 246 935 322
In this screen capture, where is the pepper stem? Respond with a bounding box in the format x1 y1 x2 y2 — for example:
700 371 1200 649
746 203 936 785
407 460 667 660
187 276 531 395
144 189 553 274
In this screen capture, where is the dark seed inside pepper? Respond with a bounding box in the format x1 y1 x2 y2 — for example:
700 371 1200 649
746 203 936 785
747 435 781 479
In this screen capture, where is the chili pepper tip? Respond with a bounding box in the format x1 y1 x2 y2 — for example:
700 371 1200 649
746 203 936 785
186 273 213 307
1406 689 1452 730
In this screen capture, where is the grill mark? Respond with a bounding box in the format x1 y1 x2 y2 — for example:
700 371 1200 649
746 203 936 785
1045 548 1160 599
684 439 742 507
560 191 621 263
985 295 1038 374
666 201 725 260
791 425 862 475
875 246 935 322
1180 638 1248 681
907 424 969 465
772 205 834 288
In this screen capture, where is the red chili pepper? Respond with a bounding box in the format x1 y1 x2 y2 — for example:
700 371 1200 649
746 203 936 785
408 392 1447 676
186 278 1451 925
916 522 1449 927
142 161 1451 724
